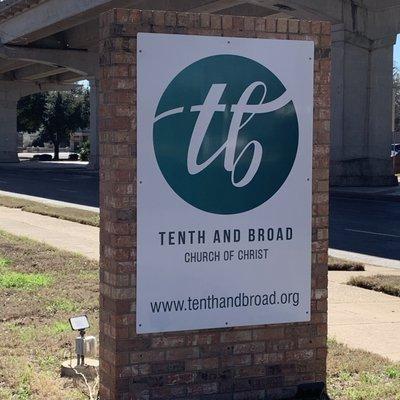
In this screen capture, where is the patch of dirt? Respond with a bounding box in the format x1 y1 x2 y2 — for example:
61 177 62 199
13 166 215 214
0 230 99 399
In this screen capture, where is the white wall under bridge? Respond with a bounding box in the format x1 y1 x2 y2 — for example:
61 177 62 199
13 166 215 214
0 0 398 186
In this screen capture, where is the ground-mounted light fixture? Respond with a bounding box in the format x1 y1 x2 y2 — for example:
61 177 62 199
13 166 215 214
69 315 90 366
61 315 98 379
69 315 90 332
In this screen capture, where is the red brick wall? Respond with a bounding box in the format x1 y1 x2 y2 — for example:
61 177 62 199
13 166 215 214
99 9 330 400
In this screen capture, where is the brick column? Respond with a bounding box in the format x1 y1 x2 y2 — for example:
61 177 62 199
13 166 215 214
99 9 330 400
89 78 100 170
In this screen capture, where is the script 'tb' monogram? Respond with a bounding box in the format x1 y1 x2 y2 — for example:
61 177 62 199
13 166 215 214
153 55 299 214
156 82 291 188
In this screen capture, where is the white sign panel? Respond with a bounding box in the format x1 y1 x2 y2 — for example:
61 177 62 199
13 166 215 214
137 33 314 334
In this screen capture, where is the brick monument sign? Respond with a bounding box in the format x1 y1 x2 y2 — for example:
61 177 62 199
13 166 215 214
99 9 330 399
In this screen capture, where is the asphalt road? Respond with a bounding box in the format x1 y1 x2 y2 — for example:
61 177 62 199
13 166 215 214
0 165 99 207
0 165 399 260
330 196 400 260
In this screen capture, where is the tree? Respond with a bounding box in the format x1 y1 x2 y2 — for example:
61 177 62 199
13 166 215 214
40 89 90 160
75 87 90 128
17 92 48 133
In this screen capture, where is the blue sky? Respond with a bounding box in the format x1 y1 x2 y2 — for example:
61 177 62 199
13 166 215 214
395 35 400 68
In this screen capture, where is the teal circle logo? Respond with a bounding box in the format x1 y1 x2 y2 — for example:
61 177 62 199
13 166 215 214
153 55 299 215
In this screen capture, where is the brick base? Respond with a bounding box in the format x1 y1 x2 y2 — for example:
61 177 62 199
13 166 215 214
99 9 330 400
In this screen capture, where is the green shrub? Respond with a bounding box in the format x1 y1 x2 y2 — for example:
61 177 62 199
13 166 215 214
79 140 90 161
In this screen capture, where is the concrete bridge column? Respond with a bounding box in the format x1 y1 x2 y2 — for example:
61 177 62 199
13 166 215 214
89 78 99 169
0 93 19 163
331 25 397 186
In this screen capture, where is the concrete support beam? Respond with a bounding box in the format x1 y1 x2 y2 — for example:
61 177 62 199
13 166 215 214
0 80 77 95
48 71 83 84
0 45 98 76
249 0 344 22
192 0 247 13
0 0 218 44
0 59 31 74
88 78 99 169
366 7 400 39
0 0 116 44
330 26 397 186
11 64 69 80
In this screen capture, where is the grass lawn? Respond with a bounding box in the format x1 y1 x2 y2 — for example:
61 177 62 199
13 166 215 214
0 195 99 227
0 230 99 399
328 339 400 400
348 275 400 297
328 257 365 272
0 230 399 399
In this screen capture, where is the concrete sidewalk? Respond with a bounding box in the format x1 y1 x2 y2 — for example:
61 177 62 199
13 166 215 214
1 206 400 361
0 206 99 260
329 266 400 361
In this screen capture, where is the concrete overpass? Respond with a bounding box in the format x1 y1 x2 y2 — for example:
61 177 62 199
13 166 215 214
0 0 399 185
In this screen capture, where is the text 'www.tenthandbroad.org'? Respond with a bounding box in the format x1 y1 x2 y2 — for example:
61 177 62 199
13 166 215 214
150 291 300 313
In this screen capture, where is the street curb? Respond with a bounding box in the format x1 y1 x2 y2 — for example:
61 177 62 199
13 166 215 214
0 190 99 212
329 249 400 270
